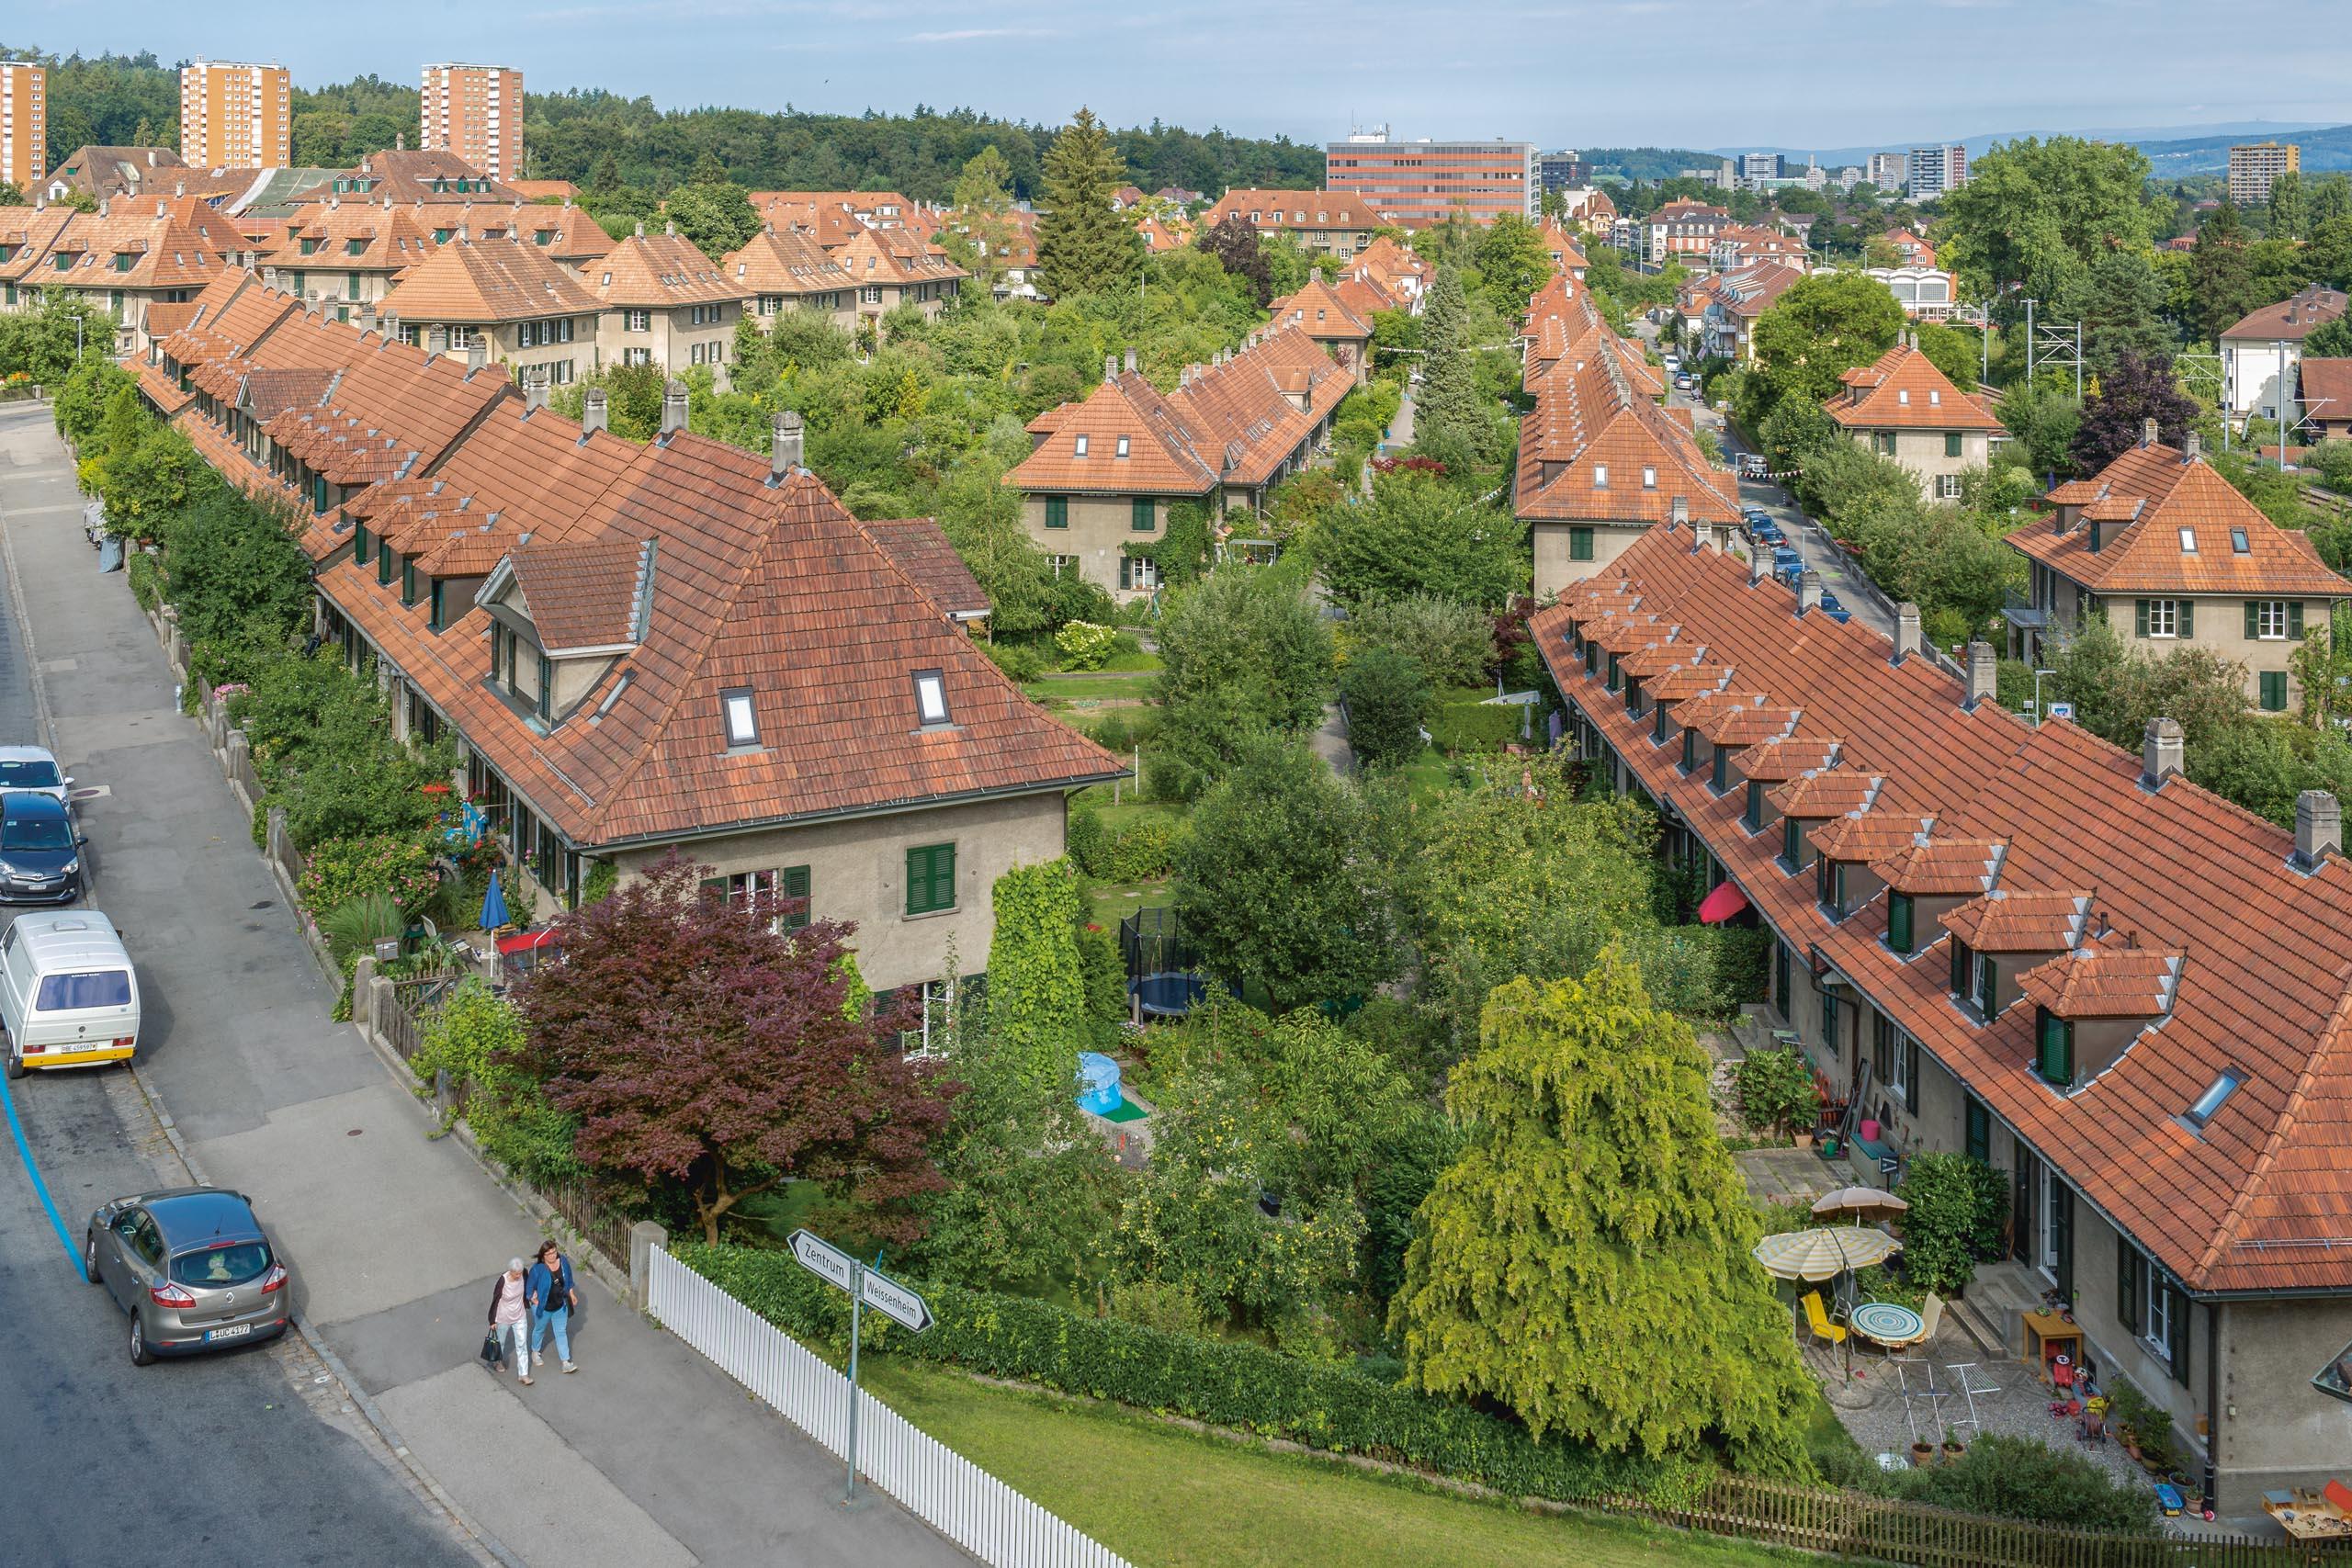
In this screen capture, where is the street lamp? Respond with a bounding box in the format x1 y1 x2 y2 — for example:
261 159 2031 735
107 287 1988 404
2032 667 2057 727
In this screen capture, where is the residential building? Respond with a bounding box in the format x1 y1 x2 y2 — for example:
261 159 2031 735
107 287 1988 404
1736 152 1783 186
1905 143 1968 200
1865 152 1907 192
2007 424 2349 710
1879 228 1936 267
255 197 437 317
1537 520 2352 1517
180 60 290 170
420 64 525 185
722 223 857 328
1323 129 1536 228
1350 235 1429 305
1866 266 1960 323
1824 337 2002 502
1134 215 1183 257
0 62 43 195
1536 218 1589 279
1109 185 1147 211
375 227 603 388
749 191 917 243
2228 141 2301 207
584 222 750 386
322 147 517 205
831 225 966 329
2298 358 2352 443
1154 186 1204 208
1007 332 1351 598
2220 285 2347 424
41 145 184 203
0 202 74 312
1708 222 1805 272
1516 274 1738 594
1556 185 1617 234
1198 189 1383 257
1645 198 1729 264
1266 276 1375 384
1692 259 1807 362
142 267 1121 996
1536 151 1590 192
25 195 252 356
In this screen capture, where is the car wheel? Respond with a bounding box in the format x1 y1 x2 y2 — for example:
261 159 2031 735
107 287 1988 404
4 1051 20 1080
129 1312 155 1366
83 1231 102 1285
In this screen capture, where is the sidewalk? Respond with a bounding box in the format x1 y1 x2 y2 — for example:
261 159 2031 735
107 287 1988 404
0 402 967 1568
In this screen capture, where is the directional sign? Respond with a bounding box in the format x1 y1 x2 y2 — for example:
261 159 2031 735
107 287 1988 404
2046 702 2075 720
858 1269 933 1334
789 1228 858 1293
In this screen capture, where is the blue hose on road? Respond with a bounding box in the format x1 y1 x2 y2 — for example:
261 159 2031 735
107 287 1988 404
0 1065 85 1277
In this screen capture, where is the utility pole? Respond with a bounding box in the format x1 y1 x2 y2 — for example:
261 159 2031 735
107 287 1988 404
2023 299 2036 383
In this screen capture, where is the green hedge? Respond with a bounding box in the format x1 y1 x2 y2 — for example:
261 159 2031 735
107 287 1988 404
1429 697 1523 753
1068 806 1180 881
675 1243 1706 1505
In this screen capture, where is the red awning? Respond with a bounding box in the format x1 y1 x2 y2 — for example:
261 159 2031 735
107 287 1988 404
1697 880 1749 924
496 927 560 956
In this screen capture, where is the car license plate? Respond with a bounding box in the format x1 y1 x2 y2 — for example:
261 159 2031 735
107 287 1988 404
205 1324 252 1342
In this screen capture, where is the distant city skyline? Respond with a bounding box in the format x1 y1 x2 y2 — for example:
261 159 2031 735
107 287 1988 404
8 0 2349 151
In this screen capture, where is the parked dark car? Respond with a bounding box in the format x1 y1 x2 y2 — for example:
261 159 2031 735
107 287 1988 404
0 791 83 903
85 1188 292 1364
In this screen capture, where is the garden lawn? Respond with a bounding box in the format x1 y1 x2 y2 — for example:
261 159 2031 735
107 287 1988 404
859 1359 1802 1568
1023 671 1159 704
1085 877 1168 931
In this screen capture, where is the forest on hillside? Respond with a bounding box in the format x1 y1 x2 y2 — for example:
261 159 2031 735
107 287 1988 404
1 46 1325 200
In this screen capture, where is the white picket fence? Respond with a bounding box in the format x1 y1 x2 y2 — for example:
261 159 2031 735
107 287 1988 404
645 1247 1132 1568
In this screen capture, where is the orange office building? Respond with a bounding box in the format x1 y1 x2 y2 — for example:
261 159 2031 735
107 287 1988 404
1324 129 1536 229
0 62 44 193
179 60 290 169
420 63 525 184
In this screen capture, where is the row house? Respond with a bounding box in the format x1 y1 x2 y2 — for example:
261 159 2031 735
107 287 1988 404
1264 276 1375 385
831 225 966 327
1006 329 1351 598
142 267 1123 1005
1199 189 1385 258
1537 218 1589 280
323 146 521 205
1537 526 2352 1516
750 190 919 237
2 194 253 356
721 224 859 329
376 228 605 389
0 203 74 311
1690 259 1807 362
253 197 436 315
41 144 186 202
1823 336 2002 502
1514 275 1738 595
582 222 749 388
1707 222 1805 273
2007 424 2350 712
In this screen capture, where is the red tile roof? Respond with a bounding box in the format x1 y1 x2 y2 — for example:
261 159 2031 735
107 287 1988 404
858 518 990 621
2220 285 2346 343
1941 888 2094 953
1825 342 2001 431
378 231 604 324
1201 189 1381 232
1533 523 2352 1292
583 226 748 309
722 225 854 299
2018 942 2185 1020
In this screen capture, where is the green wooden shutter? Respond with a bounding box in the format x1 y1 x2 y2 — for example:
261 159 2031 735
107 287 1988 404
1949 938 1969 997
907 844 955 915
1974 952 1996 1016
1872 1013 1893 1081
1945 433 1962 457
2052 1184 2075 1302
1746 779 1764 828
1044 496 1069 529
1904 1037 1920 1115
2135 599 2149 637
1773 942 1792 1018
2118 1245 2141 1335
1711 747 1728 794
1131 497 1155 532
2290 601 2306 638
1888 892 1913 954
2178 599 2194 637
781 864 811 931
2246 602 2261 639
536 653 553 721
2168 1286 2190 1386
1680 729 1696 773
429 580 445 630
1964 1095 1989 1163
1117 554 1132 591
1569 526 1595 562
2261 671 2288 712
1782 815 1801 866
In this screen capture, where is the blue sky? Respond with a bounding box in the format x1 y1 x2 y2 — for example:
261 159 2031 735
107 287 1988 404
13 0 2351 150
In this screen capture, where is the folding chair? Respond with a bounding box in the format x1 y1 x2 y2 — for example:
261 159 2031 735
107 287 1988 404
1944 1360 2002 1440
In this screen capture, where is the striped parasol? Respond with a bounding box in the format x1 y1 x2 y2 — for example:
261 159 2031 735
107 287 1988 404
1751 1226 1901 1281
1812 1187 1910 1224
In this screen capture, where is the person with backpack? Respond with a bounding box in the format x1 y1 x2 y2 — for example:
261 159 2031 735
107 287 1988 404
527 1239 581 1375
487 1258 532 1384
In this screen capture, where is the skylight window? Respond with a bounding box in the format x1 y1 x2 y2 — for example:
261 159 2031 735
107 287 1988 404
1593 464 1609 488
2178 527 2197 552
1642 466 1657 489
721 688 760 749
1115 435 1131 458
1074 434 1090 457
1929 389 1941 406
913 670 950 727
2231 527 2251 554
2185 1069 2242 1129
1897 389 1910 405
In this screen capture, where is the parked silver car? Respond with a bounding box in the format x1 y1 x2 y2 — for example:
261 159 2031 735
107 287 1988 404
0 745 71 807
85 1188 292 1364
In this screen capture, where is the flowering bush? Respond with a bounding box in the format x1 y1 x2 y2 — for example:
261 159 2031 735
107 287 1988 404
298 833 442 918
1055 619 1118 671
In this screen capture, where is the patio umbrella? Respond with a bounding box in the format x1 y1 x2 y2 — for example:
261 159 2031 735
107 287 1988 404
1812 1187 1910 1224
1752 1226 1900 1280
480 869 510 931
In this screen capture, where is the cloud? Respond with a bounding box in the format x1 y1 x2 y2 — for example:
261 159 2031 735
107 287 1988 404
903 25 1059 40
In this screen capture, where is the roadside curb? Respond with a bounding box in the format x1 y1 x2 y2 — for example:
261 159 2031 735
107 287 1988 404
120 1065 525 1568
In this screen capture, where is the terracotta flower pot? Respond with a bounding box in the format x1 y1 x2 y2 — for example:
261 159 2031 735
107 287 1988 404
1942 1442 1965 1463
1910 1441 1936 1468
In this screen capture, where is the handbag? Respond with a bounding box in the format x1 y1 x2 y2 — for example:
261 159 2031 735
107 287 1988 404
481 1327 504 1367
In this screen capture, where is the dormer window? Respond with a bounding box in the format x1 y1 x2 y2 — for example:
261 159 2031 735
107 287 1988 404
1074 434 1090 457
2185 1069 2241 1129
721 688 760 750
1951 939 1997 1018
912 670 950 728
2035 1006 2074 1087
1886 891 1915 954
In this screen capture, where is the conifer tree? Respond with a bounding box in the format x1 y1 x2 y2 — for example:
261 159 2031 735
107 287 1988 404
1413 265 1484 461
1035 108 1143 299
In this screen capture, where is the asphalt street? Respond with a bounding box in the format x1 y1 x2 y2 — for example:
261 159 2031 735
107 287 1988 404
0 404 477 1565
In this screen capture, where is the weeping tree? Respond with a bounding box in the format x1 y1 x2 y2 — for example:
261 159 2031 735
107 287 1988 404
1392 950 1815 1474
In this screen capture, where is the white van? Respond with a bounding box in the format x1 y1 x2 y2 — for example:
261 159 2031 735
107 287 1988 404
0 911 140 1079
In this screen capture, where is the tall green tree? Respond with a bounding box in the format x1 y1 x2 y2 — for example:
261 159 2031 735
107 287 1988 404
663 177 761 261
2311 173 2352 231
949 146 1020 291
1391 953 1813 1474
1938 137 2155 308
1414 265 1485 461
1309 468 1527 610
2189 202 2261 344
2268 170 2309 242
1035 107 1143 299
1152 563 1334 793
1740 270 1904 428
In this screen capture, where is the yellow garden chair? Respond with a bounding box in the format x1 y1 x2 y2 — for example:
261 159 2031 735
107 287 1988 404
1804 1291 1848 1347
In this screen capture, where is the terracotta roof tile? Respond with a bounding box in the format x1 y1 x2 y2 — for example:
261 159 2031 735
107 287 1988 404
379 231 603 323
721 225 854 298
1871 837 2005 896
858 518 989 620
1809 810 1934 864
2018 943 2185 1020
1825 343 2001 431
1767 767 1883 819
2220 285 2346 342
1941 888 2094 953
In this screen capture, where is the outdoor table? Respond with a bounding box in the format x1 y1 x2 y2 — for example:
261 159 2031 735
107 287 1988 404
2022 1308 2082 1380
1850 1302 1927 1347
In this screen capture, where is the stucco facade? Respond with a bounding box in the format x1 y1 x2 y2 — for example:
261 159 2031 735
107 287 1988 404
594 300 740 388
1532 517 1649 600
1844 424 1990 502
1021 491 1171 600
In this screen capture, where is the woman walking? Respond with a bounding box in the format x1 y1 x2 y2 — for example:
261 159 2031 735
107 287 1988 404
488 1258 533 1385
527 1240 580 1374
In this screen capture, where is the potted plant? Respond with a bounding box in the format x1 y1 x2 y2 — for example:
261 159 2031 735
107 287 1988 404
1909 1438 1936 1468
2134 1404 2174 1473
1941 1428 1966 1463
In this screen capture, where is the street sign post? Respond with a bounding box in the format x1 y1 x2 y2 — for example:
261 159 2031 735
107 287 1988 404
788 1228 933 1504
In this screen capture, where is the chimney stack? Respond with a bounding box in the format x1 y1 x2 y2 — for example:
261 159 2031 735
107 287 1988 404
582 387 610 437
771 410 805 479
1124 345 1137 375
2141 417 2159 448
262 265 280 291
356 302 378 334
1893 602 1922 664
2296 790 2343 871
426 325 449 357
2184 430 2203 463
1963 640 1996 708
465 337 487 372
522 372 549 412
1670 494 1688 527
1104 355 1118 384
1797 569 1824 615
660 378 689 437
2142 717 2185 789
382 311 401 344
